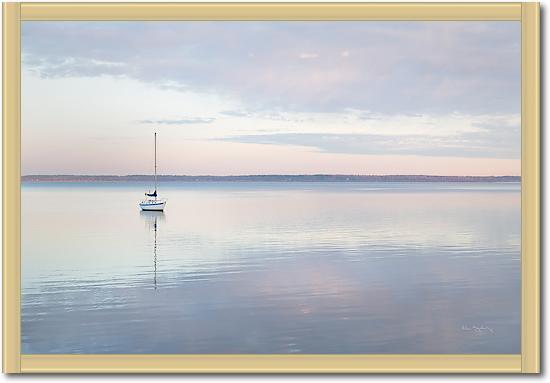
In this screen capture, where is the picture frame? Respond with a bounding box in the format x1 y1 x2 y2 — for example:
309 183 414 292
3 2 540 374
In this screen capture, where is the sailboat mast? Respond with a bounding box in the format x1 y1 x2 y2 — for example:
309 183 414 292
154 132 157 192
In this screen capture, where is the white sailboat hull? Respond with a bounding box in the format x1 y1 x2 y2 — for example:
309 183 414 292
139 200 166 211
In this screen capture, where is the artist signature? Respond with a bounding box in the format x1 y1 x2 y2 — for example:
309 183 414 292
461 324 495 335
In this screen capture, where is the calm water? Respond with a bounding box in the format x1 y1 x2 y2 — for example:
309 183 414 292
22 182 520 354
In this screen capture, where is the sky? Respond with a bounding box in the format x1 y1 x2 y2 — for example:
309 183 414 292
22 21 520 176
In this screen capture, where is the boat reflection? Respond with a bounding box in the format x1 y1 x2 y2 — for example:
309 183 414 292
140 211 165 289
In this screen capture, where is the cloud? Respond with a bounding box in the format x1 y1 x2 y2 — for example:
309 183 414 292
219 125 519 159
157 107 518 160
220 109 315 123
22 21 520 116
220 110 250 117
140 117 215 125
298 52 319 59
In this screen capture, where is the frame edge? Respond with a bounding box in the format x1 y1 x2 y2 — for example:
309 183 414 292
20 354 522 374
20 2 522 21
520 1 540 375
2 1 22 374
6 1 537 374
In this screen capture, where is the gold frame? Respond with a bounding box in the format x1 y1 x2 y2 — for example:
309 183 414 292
3 2 540 374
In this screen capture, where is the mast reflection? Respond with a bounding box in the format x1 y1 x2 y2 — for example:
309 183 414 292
140 211 165 290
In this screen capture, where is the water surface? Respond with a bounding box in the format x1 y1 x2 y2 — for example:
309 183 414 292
22 182 520 354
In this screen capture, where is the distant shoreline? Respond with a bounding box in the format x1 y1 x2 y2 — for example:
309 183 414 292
22 175 521 183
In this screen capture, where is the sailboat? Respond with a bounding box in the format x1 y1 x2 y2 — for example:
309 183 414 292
139 132 166 211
